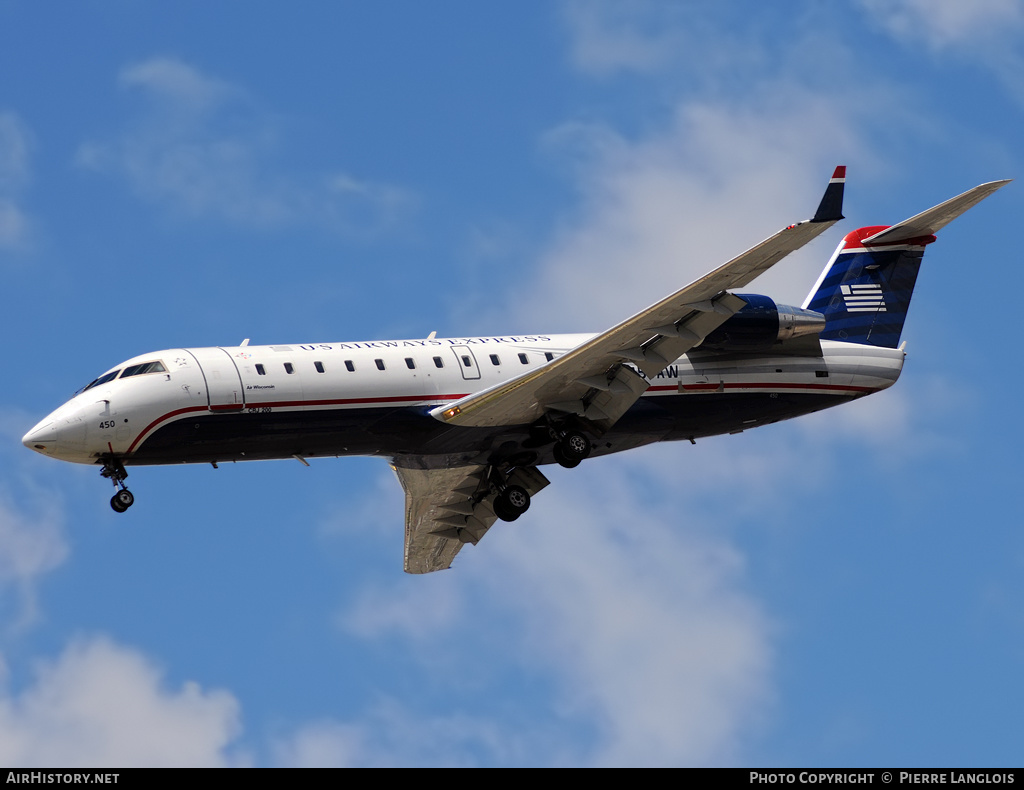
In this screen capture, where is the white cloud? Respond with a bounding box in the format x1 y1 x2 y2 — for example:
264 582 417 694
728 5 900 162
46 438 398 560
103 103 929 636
273 719 366 768
0 114 30 191
0 415 245 767
561 0 685 76
796 370 971 468
0 636 245 767
77 58 414 234
0 200 29 249
507 90 870 334
119 57 235 114
341 574 466 642
0 496 67 631
0 112 32 249
273 704 520 767
859 0 1024 104
324 351 945 766
476 469 775 766
326 459 775 766
859 0 1024 51
351 477 770 762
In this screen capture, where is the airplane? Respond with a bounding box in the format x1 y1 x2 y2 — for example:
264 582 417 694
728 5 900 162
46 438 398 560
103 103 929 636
21 168 1009 573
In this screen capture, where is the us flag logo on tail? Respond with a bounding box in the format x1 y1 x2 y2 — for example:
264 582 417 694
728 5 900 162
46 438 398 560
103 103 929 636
840 283 886 312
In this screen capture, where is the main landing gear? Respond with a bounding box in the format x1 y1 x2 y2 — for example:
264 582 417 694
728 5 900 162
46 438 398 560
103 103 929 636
486 465 532 523
487 423 594 524
493 483 530 523
552 428 591 469
101 458 135 513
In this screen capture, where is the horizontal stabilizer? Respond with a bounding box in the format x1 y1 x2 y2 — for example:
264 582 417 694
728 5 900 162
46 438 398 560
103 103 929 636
862 179 1010 246
804 177 1010 348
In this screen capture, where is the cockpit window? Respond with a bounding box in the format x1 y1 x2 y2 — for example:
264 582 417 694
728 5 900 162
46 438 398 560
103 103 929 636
80 370 121 393
120 360 167 378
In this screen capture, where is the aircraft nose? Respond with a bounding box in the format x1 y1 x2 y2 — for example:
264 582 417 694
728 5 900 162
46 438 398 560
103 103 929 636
23 420 58 451
22 414 88 455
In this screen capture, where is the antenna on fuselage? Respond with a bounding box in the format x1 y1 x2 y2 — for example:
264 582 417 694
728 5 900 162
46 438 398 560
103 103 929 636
427 331 437 340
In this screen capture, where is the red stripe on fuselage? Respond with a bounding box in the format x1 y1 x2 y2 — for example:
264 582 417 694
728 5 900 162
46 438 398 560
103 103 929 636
126 405 210 454
249 393 471 410
652 382 876 394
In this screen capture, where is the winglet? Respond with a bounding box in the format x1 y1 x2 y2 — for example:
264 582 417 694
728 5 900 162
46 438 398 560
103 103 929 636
812 165 846 223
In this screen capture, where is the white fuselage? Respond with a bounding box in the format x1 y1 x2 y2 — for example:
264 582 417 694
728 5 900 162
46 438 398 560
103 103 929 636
22 333 903 468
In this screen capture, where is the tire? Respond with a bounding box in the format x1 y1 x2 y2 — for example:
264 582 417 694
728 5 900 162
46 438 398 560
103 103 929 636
493 496 519 522
495 485 530 522
553 443 582 469
559 430 591 461
504 485 530 513
110 494 128 513
115 489 135 509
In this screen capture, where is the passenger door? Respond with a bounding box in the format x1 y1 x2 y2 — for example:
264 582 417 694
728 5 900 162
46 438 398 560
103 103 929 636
185 348 246 411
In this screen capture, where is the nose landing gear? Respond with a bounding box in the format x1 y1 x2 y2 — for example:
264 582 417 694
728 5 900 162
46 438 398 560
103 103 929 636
101 458 134 513
111 489 135 513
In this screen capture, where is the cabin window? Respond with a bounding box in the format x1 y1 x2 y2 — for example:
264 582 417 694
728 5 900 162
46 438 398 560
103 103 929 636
433 356 444 368
284 362 294 374
518 353 528 364
816 370 829 378
121 360 167 378
489 354 500 366
405 357 416 370
345 360 355 372
544 352 554 361
375 359 386 371
314 361 325 373
461 355 472 368
255 364 266 376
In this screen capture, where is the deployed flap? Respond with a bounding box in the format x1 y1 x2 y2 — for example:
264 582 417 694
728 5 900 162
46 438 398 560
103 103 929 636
862 180 1010 246
394 461 550 574
430 167 846 430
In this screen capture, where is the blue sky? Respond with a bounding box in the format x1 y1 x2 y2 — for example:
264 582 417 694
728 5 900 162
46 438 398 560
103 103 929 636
2 0 1023 767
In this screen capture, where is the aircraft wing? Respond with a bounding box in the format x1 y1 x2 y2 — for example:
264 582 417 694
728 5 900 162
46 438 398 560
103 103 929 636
394 461 550 573
430 167 847 431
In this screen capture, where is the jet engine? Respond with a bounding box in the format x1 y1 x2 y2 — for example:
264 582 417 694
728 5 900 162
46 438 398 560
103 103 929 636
700 294 825 350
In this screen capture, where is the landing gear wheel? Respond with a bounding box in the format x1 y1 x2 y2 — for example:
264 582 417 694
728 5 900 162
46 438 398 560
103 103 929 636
101 458 133 513
110 489 134 513
504 484 530 513
493 496 518 522
494 484 530 522
556 430 591 466
553 443 582 469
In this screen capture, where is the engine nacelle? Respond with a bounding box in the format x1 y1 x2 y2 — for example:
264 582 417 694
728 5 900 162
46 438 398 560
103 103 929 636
700 294 825 351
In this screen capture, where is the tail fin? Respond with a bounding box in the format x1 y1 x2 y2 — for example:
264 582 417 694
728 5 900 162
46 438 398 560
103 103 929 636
801 227 930 348
802 179 1010 348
